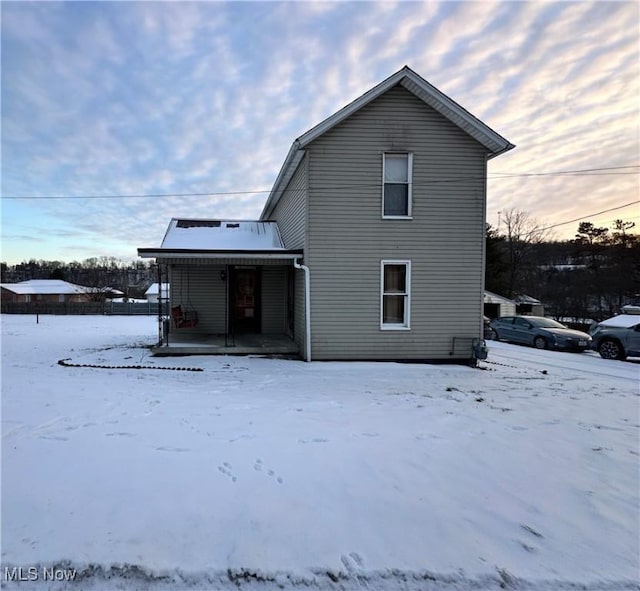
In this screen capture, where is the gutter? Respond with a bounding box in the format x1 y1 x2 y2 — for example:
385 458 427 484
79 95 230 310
487 141 516 159
137 249 303 260
294 257 311 362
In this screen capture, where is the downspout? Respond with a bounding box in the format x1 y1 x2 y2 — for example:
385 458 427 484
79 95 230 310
293 257 311 362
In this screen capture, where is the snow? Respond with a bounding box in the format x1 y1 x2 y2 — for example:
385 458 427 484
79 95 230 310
0 280 90 296
0 280 123 297
144 283 169 297
2 315 639 590
596 314 640 329
159 219 287 251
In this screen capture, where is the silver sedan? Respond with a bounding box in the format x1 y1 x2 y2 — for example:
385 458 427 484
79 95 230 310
490 316 592 351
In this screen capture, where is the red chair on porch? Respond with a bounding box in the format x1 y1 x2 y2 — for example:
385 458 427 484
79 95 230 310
171 305 198 329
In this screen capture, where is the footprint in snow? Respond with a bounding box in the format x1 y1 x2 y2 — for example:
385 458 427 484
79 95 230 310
254 459 283 484
155 446 190 452
521 524 543 538
218 462 237 482
340 552 364 573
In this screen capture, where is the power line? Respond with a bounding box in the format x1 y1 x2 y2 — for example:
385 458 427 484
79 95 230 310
537 201 639 232
499 200 640 240
2 164 638 200
488 164 640 178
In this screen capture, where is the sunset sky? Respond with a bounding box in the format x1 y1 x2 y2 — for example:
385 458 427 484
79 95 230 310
2 1 638 264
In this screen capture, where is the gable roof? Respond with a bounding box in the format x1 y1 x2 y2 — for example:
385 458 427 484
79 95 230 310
261 65 514 219
144 282 169 296
1 279 89 295
0 279 124 296
484 290 516 305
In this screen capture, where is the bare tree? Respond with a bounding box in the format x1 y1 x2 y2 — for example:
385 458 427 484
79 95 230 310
500 208 552 298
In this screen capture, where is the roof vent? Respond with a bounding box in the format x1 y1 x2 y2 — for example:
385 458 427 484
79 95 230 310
176 220 221 228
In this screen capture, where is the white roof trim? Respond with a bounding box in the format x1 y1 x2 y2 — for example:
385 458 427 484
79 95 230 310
296 66 514 155
260 65 514 220
138 251 302 260
260 145 304 219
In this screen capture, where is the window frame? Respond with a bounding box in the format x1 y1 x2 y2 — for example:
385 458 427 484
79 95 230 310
381 152 413 220
380 260 411 330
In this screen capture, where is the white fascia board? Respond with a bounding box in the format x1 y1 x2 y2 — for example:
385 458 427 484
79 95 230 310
399 76 515 157
296 71 405 148
260 66 514 221
137 250 302 260
297 66 514 157
260 143 304 220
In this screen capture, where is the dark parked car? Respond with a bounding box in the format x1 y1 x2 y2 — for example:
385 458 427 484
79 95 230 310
589 314 640 360
490 316 592 351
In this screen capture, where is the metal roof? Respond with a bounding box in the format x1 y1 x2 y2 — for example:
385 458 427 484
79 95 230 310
138 219 301 259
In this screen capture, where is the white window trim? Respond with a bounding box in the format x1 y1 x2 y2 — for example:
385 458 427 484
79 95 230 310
380 260 411 330
381 152 413 220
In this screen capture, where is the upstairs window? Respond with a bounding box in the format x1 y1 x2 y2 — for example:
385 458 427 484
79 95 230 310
382 153 412 218
380 260 411 329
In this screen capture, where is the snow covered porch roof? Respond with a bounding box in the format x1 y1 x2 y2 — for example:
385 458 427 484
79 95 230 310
137 219 302 260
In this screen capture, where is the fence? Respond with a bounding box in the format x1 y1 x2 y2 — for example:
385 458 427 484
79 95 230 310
1 301 170 316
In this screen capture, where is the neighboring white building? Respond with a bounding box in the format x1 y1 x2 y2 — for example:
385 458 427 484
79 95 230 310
0 279 122 303
483 291 517 319
515 294 545 316
144 283 170 303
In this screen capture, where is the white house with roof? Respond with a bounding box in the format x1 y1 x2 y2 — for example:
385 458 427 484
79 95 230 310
144 282 170 303
1 279 124 303
483 291 517 319
139 66 514 361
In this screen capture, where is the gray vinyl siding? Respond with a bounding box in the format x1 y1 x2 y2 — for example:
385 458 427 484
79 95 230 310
261 267 287 333
169 263 292 337
293 269 305 352
270 155 307 250
268 156 308 353
305 84 488 360
170 265 226 334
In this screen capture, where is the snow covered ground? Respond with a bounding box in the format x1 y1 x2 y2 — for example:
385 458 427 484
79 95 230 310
1 315 639 590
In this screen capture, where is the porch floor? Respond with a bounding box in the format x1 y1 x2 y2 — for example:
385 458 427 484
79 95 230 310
151 332 299 357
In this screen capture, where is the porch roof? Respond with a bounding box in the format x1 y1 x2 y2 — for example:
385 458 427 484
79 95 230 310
138 218 302 260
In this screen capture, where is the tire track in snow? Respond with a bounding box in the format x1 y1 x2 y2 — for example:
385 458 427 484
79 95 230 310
487 342 640 384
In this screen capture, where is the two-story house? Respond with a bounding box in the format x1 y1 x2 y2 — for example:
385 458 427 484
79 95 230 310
138 66 514 361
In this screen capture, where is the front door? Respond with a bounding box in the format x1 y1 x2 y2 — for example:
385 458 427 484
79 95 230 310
230 267 261 333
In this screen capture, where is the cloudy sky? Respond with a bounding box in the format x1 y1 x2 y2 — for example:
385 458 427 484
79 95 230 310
2 1 638 265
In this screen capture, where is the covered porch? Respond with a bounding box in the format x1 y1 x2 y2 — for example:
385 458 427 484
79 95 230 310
150 258 302 357
138 219 307 359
